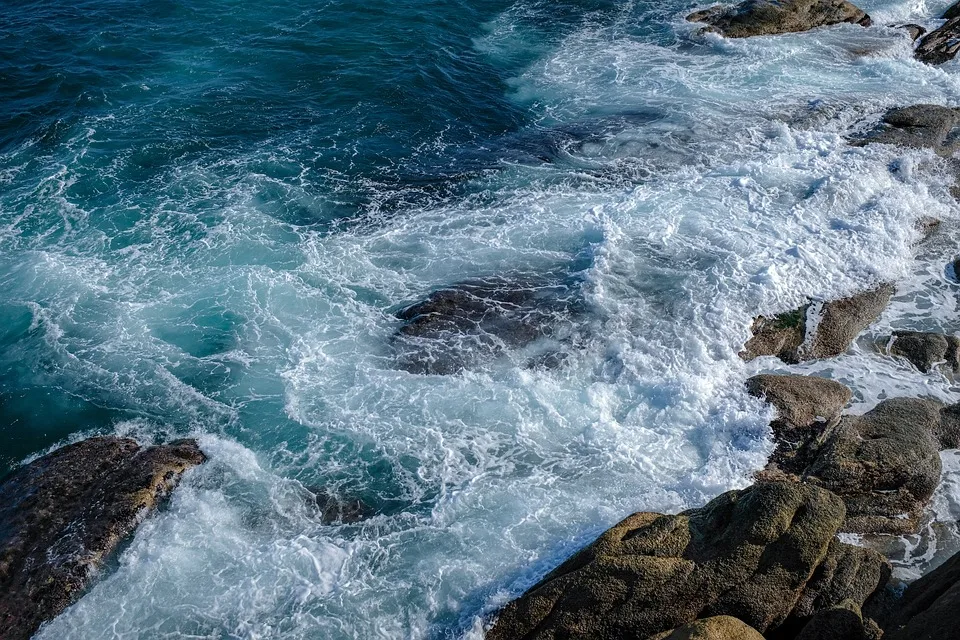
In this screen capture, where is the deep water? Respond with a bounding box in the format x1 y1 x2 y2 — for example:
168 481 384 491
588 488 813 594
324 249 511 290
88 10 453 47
5 0 960 637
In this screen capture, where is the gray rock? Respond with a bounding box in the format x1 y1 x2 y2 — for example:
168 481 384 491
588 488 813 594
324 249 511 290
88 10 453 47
746 374 851 430
803 398 943 534
485 482 888 640
741 285 894 363
391 275 585 375
937 402 960 449
916 18 960 64
888 330 960 373
897 23 927 40
686 0 871 38
0 437 206 640
854 105 960 154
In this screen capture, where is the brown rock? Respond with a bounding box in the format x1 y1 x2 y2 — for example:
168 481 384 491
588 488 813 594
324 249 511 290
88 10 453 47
486 482 885 640
888 330 960 373
746 374 851 429
916 18 960 65
854 105 960 154
795 600 867 640
0 437 206 640
651 615 765 640
686 0 871 38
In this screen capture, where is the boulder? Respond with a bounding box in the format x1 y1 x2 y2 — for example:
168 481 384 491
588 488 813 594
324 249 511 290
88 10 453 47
884 546 960 640
686 0 871 38
916 19 960 65
0 437 206 640
896 23 926 40
802 398 943 534
307 487 375 524
854 105 960 154
485 482 888 640
795 600 869 640
391 275 584 375
741 285 894 363
888 330 960 373
651 616 765 640
746 374 851 430
937 402 960 449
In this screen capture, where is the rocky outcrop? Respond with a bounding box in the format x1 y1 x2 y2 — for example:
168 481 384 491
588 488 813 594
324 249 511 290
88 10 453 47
883 545 960 639
888 330 960 373
794 600 877 640
651 616 765 640
0 437 206 640
485 482 888 640
308 487 375 524
741 285 894 363
746 374 850 429
854 105 960 155
391 275 584 375
916 19 960 65
686 0 871 38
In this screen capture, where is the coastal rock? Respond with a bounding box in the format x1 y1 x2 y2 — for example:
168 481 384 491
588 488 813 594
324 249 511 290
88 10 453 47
486 482 888 640
745 374 851 430
794 600 869 640
392 275 584 375
0 437 206 640
651 616 765 640
790 540 890 624
936 402 960 449
945 0 960 19
741 285 894 363
884 544 960 640
896 23 926 40
888 330 960 373
803 398 943 534
308 487 375 524
916 19 960 65
854 105 960 154
686 0 871 38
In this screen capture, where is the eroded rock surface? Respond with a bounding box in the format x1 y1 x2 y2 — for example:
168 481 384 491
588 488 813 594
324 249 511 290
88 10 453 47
686 0 871 38
916 19 960 65
854 105 960 154
486 482 888 640
888 330 960 373
741 285 894 363
0 437 206 640
746 374 851 430
392 275 585 375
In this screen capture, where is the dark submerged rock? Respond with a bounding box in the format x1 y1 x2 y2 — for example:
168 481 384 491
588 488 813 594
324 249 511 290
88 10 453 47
392 275 585 375
888 330 960 373
741 285 894 363
307 487 375 524
485 482 888 640
854 105 960 154
0 437 206 640
686 0 871 37
916 19 960 65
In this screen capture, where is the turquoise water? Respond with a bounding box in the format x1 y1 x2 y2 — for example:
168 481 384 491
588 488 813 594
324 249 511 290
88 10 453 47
6 0 960 637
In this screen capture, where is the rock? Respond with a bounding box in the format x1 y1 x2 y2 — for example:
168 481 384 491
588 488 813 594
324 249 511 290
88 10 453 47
937 402 960 449
651 616 765 640
686 0 871 38
791 540 890 624
803 398 943 534
486 482 888 640
307 487 375 524
795 600 867 640
0 437 206 640
915 215 941 241
916 18 960 64
884 545 960 640
746 374 851 430
946 0 960 20
854 105 960 154
741 285 894 363
888 330 960 373
391 275 585 375
897 23 926 40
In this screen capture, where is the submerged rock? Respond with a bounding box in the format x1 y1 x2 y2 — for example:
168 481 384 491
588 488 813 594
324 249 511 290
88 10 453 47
0 437 205 640
741 285 894 363
854 105 960 154
307 487 375 524
392 275 585 375
916 19 960 65
485 482 888 640
888 330 960 373
896 23 926 40
686 0 871 38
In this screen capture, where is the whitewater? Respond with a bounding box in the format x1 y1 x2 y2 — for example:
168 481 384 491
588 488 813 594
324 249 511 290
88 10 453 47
3 0 960 637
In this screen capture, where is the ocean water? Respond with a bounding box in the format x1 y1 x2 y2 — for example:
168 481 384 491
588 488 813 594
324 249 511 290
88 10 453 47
4 0 960 637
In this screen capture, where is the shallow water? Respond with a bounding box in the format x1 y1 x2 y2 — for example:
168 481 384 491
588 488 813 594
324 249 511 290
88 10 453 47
3 0 960 637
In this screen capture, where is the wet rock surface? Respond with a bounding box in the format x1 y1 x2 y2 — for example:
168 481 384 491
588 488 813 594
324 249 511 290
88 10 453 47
741 285 894 363
686 0 871 38
308 487 375 524
0 437 206 640
485 481 888 640
391 275 585 375
854 105 960 154
916 18 960 65
888 330 960 373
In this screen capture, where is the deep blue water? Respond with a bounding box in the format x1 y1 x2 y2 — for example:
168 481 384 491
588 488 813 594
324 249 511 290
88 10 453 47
6 0 960 637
